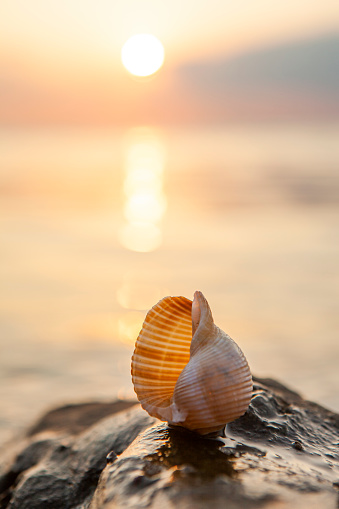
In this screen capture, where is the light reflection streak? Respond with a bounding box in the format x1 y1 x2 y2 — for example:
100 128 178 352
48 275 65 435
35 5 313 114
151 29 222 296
119 127 166 253
118 310 145 345
123 168 162 196
117 128 168 345
117 272 169 311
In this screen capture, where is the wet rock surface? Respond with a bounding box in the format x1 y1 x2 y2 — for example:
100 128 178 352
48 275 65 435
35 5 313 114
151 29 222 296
1 377 338 508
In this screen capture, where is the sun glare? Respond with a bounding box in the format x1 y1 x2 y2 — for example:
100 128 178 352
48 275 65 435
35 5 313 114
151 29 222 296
121 34 165 77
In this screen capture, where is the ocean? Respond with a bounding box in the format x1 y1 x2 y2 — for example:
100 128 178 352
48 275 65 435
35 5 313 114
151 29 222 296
1 122 338 447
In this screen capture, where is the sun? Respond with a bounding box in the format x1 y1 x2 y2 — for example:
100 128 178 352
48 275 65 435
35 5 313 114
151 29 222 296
121 34 165 77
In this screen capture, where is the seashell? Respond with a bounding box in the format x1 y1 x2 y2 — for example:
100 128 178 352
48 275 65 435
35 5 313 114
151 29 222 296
131 291 252 435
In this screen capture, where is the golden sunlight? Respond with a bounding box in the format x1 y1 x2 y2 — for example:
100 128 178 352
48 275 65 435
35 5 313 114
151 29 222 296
119 128 167 253
121 34 165 77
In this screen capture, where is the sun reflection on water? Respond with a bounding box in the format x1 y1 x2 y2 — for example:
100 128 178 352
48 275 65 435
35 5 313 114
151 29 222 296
117 128 168 346
116 271 169 345
117 310 145 346
117 272 169 311
119 127 166 253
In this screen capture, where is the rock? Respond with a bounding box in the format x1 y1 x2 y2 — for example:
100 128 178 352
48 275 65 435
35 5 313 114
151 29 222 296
0 402 154 509
1 377 339 508
27 401 138 437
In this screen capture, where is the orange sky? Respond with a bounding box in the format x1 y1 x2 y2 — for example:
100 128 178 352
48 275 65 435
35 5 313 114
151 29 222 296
1 0 339 125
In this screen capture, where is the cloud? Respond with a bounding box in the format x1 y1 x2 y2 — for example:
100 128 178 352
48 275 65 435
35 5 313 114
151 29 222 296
180 33 339 92
173 32 339 121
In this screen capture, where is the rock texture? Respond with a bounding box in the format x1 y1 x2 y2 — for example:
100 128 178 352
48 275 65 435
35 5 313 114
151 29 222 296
1 377 338 509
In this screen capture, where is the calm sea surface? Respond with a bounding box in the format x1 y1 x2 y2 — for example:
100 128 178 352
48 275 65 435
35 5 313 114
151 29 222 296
1 123 338 447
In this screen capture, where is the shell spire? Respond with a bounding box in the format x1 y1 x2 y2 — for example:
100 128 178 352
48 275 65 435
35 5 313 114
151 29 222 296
131 291 252 435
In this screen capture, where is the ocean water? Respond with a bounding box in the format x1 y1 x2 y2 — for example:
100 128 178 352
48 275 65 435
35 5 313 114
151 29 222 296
1 123 338 447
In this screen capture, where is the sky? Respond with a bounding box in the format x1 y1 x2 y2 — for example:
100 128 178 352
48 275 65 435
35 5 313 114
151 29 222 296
1 0 339 125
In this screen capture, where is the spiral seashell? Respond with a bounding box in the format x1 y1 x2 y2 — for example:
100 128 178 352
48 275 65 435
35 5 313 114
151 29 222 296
131 291 252 435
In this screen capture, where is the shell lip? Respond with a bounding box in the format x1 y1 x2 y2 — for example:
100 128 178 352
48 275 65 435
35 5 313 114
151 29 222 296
190 291 218 355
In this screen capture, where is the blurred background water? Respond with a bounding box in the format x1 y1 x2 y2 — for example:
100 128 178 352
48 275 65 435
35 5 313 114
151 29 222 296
1 0 339 448
1 123 338 447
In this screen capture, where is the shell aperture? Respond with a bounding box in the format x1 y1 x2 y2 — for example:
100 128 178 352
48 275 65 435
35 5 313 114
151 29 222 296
131 291 252 434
